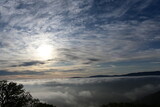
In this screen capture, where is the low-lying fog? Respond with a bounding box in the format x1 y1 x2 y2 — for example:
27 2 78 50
13 76 160 107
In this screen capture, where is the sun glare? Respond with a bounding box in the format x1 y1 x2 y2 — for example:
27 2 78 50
36 44 53 60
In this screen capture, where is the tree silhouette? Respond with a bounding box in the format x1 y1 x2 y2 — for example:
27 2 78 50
0 80 55 107
0 80 33 107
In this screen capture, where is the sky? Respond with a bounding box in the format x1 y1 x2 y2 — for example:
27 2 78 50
0 0 160 79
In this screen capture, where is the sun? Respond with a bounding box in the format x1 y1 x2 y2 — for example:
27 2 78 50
36 44 53 60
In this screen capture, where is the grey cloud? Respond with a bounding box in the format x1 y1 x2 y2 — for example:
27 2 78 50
0 68 85 77
57 48 102 64
87 58 100 62
9 68 86 76
15 76 160 107
0 42 5 48
63 54 80 61
82 58 101 65
125 84 160 100
0 70 44 76
11 61 45 67
44 68 85 73
0 0 160 70
62 69 84 72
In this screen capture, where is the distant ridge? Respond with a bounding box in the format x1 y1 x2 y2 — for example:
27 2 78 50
123 71 160 76
71 71 160 78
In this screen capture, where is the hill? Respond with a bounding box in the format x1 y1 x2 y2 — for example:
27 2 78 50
89 71 160 78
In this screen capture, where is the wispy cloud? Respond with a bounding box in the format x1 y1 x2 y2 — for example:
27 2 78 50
11 61 45 67
0 0 160 77
0 70 44 76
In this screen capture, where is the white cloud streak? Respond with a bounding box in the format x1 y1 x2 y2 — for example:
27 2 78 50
0 0 160 74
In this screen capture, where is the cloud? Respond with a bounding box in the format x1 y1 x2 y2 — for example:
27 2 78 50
0 0 160 75
125 84 160 100
62 68 85 72
13 76 160 107
11 61 45 67
0 70 44 76
78 91 92 98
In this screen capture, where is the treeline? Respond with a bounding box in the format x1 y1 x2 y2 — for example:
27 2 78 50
0 80 55 107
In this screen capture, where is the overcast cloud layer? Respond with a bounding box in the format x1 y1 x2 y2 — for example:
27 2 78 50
13 76 160 107
0 0 160 78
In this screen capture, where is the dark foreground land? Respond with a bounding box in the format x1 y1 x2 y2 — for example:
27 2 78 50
0 80 55 107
